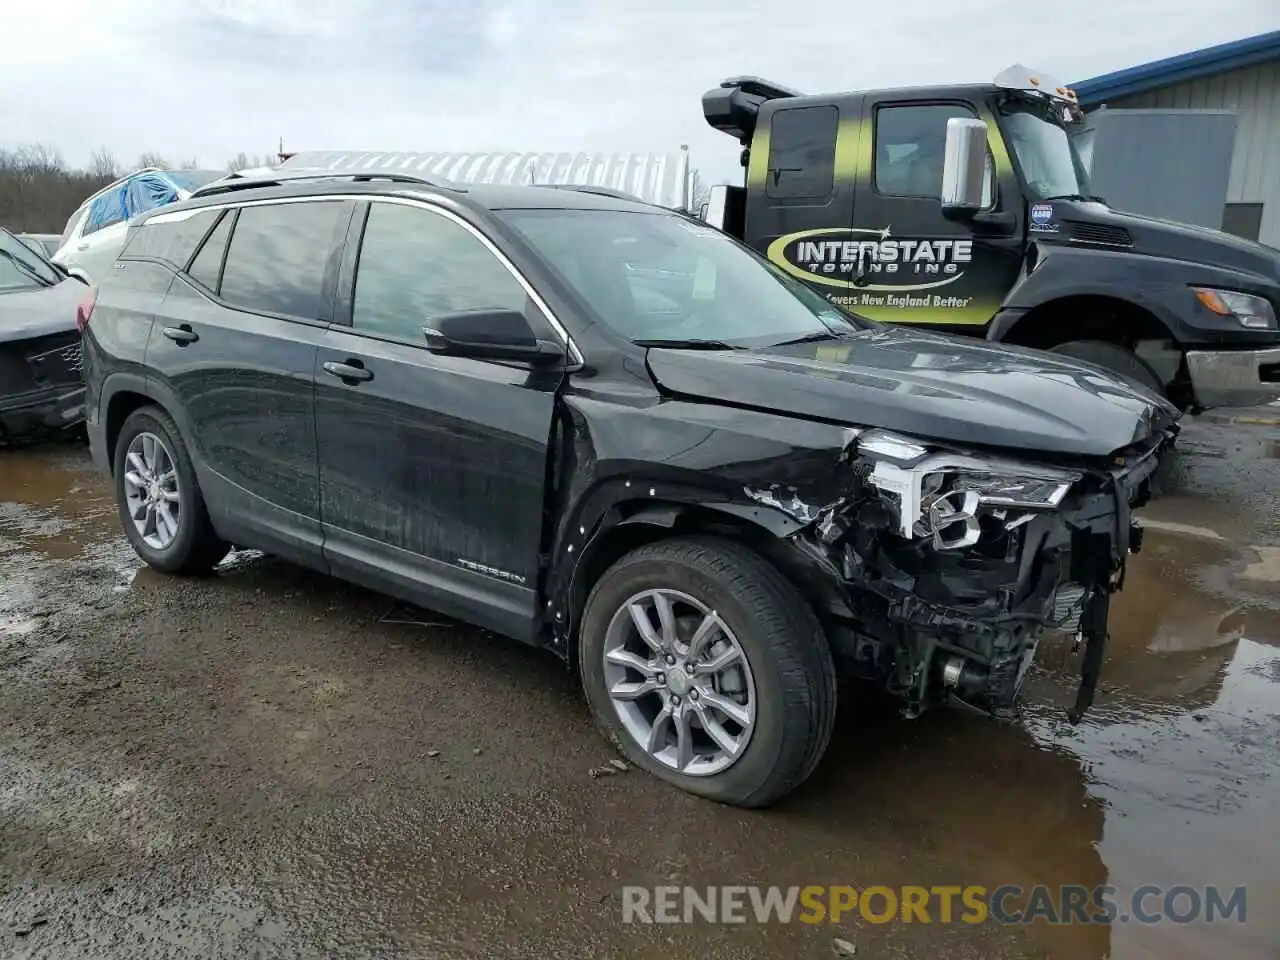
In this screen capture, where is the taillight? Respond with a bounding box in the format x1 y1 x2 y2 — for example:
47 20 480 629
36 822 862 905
75 285 98 335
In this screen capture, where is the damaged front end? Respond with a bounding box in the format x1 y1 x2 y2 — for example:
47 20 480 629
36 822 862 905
749 425 1174 723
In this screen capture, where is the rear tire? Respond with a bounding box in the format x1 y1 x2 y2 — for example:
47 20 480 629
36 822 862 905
579 536 837 808
1048 339 1164 395
113 406 229 575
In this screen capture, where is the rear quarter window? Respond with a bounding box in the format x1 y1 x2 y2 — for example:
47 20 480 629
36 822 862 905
119 209 220 269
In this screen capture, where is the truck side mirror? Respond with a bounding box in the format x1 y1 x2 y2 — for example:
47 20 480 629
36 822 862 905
940 117 989 218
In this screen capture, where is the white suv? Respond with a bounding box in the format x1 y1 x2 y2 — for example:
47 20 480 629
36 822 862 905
52 168 225 283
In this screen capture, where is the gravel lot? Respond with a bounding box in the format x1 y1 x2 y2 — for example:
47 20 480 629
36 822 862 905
1 414 1278 959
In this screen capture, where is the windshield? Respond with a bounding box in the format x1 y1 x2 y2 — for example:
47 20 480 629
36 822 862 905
999 101 1093 202
0 229 62 292
496 209 866 347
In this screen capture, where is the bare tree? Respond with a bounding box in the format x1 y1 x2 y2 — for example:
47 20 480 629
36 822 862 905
227 152 273 171
10 144 64 173
87 147 119 179
0 144 114 232
136 152 169 170
0 145 275 233
178 157 202 169
688 169 713 213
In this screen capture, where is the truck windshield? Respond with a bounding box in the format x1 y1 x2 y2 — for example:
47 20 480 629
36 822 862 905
999 102 1093 202
497 208 867 347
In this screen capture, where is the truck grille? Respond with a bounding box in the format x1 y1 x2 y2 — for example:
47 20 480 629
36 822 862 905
1066 222 1134 247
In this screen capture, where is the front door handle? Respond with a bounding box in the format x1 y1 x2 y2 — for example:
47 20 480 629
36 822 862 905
322 359 373 383
77 243 89 251
162 325 199 345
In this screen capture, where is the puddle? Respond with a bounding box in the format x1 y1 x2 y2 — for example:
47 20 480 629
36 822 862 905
0 446 139 657
1 444 1278 959
1021 529 1280 959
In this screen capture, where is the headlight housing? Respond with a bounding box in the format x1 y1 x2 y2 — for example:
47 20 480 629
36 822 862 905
1192 287 1276 330
857 430 1081 548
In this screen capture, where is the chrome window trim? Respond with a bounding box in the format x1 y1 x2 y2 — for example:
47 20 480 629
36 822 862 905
147 194 584 364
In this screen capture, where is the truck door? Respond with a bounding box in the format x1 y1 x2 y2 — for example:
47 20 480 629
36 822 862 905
852 98 1023 332
744 96 862 313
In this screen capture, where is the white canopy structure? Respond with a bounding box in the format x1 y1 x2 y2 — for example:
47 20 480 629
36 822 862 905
276 149 694 210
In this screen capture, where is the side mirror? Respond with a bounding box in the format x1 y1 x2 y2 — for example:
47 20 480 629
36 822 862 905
940 117 989 218
423 308 563 365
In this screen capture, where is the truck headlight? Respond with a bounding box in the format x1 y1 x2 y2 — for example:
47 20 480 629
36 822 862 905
1192 287 1276 330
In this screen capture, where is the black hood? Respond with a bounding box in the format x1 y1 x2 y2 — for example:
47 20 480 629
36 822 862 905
1047 200 1280 282
645 327 1180 458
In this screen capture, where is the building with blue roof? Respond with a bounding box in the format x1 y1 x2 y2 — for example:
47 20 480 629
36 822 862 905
1072 31 1280 246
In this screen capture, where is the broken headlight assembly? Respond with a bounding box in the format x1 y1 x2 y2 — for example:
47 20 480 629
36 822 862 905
857 429 1081 548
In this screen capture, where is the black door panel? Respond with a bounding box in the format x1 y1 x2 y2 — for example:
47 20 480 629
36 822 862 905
151 280 328 564
315 199 563 642
315 331 558 638
144 199 354 565
747 99 862 312
851 99 1024 332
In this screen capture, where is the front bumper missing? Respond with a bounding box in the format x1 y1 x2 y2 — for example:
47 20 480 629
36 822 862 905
794 429 1172 724
1185 346 1280 409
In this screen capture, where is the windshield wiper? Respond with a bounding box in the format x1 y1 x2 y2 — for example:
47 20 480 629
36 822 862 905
1044 193 1107 204
773 330 857 346
634 338 743 350
0 248 54 287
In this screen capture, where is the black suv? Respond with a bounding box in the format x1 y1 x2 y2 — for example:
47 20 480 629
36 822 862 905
82 170 1178 807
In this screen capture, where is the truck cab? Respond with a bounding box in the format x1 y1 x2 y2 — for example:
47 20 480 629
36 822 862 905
702 67 1280 412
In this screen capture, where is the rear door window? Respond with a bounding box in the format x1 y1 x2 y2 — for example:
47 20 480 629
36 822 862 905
218 201 352 321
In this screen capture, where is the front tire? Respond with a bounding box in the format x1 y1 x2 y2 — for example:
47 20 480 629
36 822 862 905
579 536 837 808
113 406 229 574
1048 339 1165 396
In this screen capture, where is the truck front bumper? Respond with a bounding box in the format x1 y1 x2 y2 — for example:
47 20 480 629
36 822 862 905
1185 346 1280 409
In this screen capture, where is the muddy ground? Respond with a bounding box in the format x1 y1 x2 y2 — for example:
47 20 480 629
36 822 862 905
1 413 1278 959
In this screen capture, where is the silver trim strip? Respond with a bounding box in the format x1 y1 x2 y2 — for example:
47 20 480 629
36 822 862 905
146 193 584 364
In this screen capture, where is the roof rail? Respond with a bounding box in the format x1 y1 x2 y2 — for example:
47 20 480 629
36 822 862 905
191 168 460 197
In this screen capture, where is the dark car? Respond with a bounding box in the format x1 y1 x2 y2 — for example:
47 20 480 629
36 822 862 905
0 226 93 445
81 170 1178 807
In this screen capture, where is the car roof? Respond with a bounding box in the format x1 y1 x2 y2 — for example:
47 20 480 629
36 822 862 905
144 177 669 224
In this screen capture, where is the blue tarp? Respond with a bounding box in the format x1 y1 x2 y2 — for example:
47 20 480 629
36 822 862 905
84 171 183 235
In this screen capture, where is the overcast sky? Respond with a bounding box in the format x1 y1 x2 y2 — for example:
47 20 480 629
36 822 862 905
2 0 1277 182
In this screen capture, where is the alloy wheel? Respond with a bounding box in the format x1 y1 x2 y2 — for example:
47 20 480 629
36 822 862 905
601 588 757 777
121 431 182 550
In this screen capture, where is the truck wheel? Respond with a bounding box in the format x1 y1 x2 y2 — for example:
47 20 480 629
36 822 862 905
113 406 229 575
1048 340 1164 395
579 536 837 808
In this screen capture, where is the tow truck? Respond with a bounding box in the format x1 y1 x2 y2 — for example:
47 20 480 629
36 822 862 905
701 65 1280 411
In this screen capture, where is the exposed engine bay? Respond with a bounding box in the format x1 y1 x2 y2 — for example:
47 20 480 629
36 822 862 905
747 424 1175 723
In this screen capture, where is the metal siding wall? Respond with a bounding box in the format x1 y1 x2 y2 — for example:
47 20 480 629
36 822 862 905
1087 111 1237 230
1103 62 1280 246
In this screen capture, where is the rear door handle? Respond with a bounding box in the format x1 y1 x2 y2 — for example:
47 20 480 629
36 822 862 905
77 243 89 251
322 359 373 383
162 325 199 345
